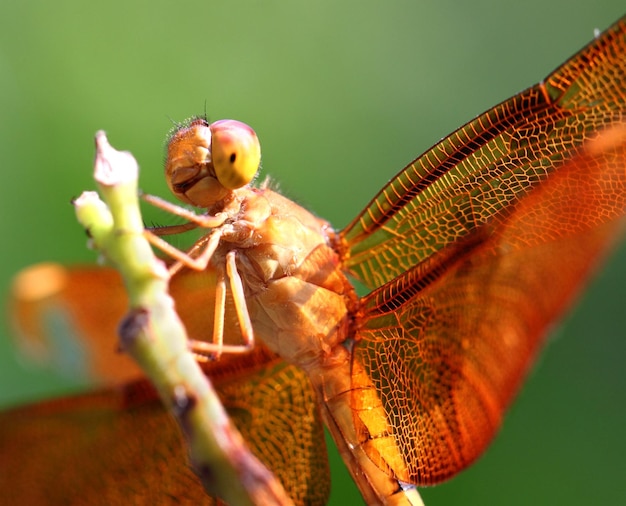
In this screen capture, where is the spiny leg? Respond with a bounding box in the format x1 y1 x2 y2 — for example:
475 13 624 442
142 193 228 228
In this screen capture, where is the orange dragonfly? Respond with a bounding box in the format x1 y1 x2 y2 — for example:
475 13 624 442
2 15 626 506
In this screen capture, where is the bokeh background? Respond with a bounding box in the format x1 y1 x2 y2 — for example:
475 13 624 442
1 2 625 505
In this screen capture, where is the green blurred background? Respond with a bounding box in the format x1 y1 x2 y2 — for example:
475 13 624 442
1 2 625 505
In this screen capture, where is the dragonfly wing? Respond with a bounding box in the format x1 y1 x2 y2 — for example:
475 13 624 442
9 264 141 385
349 126 626 484
0 359 329 505
341 16 626 290
9 262 251 386
6 264 330 504
0 381 206 505
215 359 331 506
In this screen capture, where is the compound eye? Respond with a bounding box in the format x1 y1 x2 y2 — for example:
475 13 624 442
210 120 261 190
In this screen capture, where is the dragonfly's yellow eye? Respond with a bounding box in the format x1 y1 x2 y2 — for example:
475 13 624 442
210 120 261 190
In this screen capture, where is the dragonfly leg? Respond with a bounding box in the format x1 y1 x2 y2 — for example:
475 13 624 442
148 220 199 236
190 250 255 358
225 251 254 349
143 228 223 273
212 269 226 357
141 193 228 228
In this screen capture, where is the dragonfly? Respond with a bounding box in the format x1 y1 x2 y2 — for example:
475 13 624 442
2 15 626 506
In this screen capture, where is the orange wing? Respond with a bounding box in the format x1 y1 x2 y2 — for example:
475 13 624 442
342 16 626 290
338 17 626 485
3 264 330 505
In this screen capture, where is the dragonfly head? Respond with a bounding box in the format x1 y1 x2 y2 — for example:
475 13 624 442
165 118 261 208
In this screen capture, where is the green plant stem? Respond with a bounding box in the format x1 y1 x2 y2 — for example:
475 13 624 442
73 131 293 506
